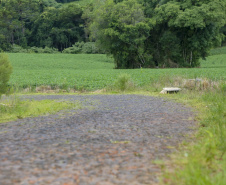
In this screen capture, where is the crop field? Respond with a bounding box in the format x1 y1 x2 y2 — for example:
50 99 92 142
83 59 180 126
8 53 226 91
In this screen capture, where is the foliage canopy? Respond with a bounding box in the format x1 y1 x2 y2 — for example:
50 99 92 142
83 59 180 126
0 0 225 68
90 0 226 68
91 0 151 68
0 0 85 51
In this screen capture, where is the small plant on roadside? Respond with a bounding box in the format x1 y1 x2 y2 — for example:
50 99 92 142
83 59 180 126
60 78 70 92
219 82 226 94
0 95 28 120
110 140 130 144
108 73 136 92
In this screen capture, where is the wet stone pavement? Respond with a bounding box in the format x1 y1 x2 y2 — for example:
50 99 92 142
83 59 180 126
0 95 195 185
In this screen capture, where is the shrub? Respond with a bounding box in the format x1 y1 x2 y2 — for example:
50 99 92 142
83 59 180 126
82 42 99 54
0 53 13 97
42 47 58 53
62 42 105 54
29 46 59 53
9 45 59 54
29 46 44 53
219 82 226 94
10 44 28 53
108 74 136 92
62 46 81 54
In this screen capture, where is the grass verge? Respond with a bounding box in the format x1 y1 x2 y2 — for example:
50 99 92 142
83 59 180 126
153 88 225 185
130 86 225 184
0 95 81 123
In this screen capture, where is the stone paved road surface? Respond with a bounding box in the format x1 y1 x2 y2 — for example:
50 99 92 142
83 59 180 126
0 95 195 185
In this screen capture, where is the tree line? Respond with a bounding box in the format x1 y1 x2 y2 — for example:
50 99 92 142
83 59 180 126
0 0 85 51
0 0 225 68
90 0 226 68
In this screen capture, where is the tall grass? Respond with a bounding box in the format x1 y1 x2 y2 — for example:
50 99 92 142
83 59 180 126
0 95 81 123
158 84 226 185
106 73 136 92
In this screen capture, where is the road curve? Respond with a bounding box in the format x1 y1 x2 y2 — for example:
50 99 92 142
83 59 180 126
0 95 195 185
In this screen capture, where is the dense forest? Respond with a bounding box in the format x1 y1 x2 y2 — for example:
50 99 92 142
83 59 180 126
0 0 225 68
0 0 85 51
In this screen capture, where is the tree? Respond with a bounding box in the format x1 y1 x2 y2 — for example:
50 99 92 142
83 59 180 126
91 0 226 68
148 0 226 67
91 0 150 68
28 4 85 51
221 25 226 46
0 53 12 97
0 0 40 50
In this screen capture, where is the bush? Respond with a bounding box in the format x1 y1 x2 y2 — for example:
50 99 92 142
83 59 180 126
29 46 43 53
42 47 58 53
107 74 136 92
10 45 28 53
62 42 105 54
0 53 13 97
9 45 59 54
62 46 81 54
29 46 59 53
82 42 100 54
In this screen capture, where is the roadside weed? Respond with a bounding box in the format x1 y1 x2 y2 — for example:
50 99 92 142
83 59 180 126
0 95 81 123
159 89 226 185
107 73 136 92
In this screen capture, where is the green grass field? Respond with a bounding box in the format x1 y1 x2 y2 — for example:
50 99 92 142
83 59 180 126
8 53 226 90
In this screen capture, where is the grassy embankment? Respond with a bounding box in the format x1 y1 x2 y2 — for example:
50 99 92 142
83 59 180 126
156 48 226 185
156 87 225 185
0 97 81 123
2 47 226 184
